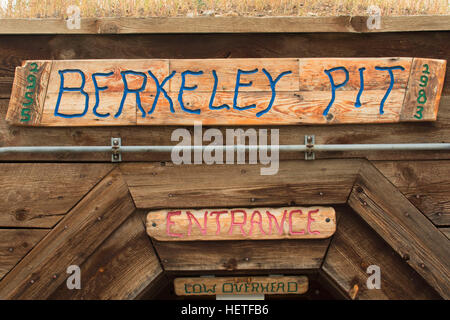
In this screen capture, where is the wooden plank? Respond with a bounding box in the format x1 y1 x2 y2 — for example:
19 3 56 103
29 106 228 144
348 161 450 299
0 16 449 35
373 160 450 226
121 160 361 209
5 57 445 126
400 58 446 121
0 229 49 280
440 228 450 240
174 276 308 296
322 209 440 300
0 168 135 299
0 163 113 228
154 239 331 272
1 32 448 99
147 206 336 241
49 212 163 300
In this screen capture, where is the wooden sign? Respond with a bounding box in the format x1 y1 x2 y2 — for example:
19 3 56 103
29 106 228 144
6 57 446 126
146 206 336 241
174 276 308 296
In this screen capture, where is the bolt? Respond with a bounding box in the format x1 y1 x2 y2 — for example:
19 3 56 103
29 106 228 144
326 218 331 223
250 198 255 202
363 201 368 206
152 222 157 227
30 279 34 284
113 139 119 146
64 225 68 229
405 212 409 217
52 274 58 279
163 259 168 263
307 136 313 143
420 263 425 268
244 257 250 262
113 154 119 160
416 194 420 199
356 186 363 193
319 192 324 196
97 216 102 221
8 247 14 252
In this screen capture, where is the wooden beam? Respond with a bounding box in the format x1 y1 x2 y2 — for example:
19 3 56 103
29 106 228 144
0 229 49 280
322 208 440 300
121 160 361 209
0 168 135 299
348 161 450 299
374 160 450 226
440 228 450 240
154 239 331 272
0 16 448 35
0 163 113 228
49 212 163 300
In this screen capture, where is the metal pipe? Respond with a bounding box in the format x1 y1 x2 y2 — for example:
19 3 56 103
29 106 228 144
0 143 449 154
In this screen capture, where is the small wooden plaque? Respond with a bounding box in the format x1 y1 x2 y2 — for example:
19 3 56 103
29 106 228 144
146 206 336 241
174 276 308 296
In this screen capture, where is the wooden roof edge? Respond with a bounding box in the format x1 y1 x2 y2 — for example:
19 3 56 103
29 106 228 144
0 15 448 35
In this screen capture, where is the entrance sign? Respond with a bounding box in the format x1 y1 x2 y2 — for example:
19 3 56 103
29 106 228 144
146 206 336 241
174 276 308 296
6 58 446 126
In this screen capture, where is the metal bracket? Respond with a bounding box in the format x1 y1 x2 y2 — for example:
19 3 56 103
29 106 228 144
305 135 315 160
111 137 121 162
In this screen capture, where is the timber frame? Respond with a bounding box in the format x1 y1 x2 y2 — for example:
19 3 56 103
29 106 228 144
0 159 448 300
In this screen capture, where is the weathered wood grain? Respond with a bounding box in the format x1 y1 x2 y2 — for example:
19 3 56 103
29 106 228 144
6 60 52 125
0 16 449 35
348 161 450 299
49 212 162 300
0 229 49 280
401 58 446 121
1 98 449 162
174 276 308 296
121 160 361 209
0 32 449 162
374 160 450 226
0 168 136 299
146 207 336 241
0 163 113 228
153 239 331 271
0 32 448 98
440 228 450 240
322 209 440 300
5 57 445 126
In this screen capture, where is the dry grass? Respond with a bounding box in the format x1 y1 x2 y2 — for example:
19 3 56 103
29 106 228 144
0 0 448 18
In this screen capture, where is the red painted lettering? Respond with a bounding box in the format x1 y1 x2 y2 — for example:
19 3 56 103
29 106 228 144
187 210 208 236
289 209 305 235
166 211 183 237
248 210 266 235
307 209 321 234
210 210 228 235
229 210 247 236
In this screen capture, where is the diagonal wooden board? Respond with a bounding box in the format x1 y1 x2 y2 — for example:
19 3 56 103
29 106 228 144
146 206 336 241
6 57 446 126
